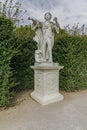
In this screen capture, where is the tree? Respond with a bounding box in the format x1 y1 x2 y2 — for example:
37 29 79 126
0 0 26 25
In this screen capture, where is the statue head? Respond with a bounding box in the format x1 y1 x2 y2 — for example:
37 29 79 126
44 12 52 21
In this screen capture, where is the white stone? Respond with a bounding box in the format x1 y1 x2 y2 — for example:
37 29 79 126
31 63 64 105
28 12 64 105
28 12 60 63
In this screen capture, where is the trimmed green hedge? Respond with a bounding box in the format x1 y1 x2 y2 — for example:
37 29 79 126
11 26 36 90
11 27 87 92
11 38 36 90
53 34 87 91
0 16 15 107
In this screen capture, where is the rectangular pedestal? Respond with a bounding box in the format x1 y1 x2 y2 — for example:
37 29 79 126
31 91 63 105
31 63 64 105
35 69 59 94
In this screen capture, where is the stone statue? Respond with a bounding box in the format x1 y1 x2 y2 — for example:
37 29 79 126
29 13 64 105
28 12 60 63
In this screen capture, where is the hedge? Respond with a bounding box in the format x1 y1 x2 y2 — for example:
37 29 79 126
53 34 87 91
0 16 16 107
11 26 87 92
10 26 36 90
0 24 87 107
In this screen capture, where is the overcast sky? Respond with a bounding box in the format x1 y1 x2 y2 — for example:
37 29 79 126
19 0 87 27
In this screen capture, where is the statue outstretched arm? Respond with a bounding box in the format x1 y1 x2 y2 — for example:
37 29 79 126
28 17 42 30
28 17 39 24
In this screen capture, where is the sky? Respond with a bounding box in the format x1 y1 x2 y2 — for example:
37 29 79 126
19 0 87 27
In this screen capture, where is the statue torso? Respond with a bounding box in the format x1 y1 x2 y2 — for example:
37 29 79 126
42 21 53 38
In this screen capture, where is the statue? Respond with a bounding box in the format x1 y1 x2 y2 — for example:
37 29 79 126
28 12 60 63
29 13 64 105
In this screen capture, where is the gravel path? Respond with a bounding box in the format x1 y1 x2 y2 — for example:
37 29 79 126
0 90 87 130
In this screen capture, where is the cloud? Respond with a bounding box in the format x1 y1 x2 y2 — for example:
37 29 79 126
19 0 87 27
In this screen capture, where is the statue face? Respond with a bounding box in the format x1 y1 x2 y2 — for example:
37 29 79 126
44 12 52 21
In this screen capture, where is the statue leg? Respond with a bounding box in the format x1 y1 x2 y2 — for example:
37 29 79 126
47 40 53 63
43 41 46 60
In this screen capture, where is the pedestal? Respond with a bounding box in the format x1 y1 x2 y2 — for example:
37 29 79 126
30 63 64 105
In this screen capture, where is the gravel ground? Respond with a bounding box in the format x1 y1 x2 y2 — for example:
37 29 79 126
0 90 87 130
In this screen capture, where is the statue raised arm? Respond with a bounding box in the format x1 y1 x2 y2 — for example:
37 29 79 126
28 17 42 30
52 17 60 33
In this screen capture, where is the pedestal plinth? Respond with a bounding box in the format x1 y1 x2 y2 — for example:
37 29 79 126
30 63 64 105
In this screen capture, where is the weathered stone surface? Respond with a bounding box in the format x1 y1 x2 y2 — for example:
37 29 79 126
28 12 60 63
29 13 63 105
31 63 64 105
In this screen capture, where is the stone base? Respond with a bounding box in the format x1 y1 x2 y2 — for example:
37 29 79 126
31 91 64 105
30 63 64 105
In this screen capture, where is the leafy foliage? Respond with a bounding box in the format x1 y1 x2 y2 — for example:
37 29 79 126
11 26 87 92
0 0 26 107
53 32 87 91
0 16 16 107
11 26 36 90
